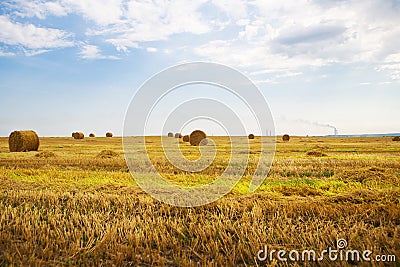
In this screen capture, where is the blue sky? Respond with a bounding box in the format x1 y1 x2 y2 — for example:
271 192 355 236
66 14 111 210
0 0 399 136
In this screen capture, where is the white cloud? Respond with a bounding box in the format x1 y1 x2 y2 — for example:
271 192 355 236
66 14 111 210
10 0 69 19
250 70 302 84
10 0 122 25
379 52 400 80
146 47 157 53
64 0 123 26
193 39 329 71
104 0 211 47
0 50 15 57
23 49 50 56
384 53 400 63
79 44 119 60
211 0 248 19
0 15 74 51
193 0 400 79
106 38 139 52
2 0 400 80
378 81 392 85
8 0 212 51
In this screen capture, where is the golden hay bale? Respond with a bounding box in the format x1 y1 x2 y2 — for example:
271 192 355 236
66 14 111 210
9 130 39 152
282 134 290 142
175 133 182 138
190 130 207 146
168 132 174 137
182 135 190 142
248 134 255 139
97 150 119 158
35 151 56 158
393 136 400 141
73 132 84 139
306 151 327 157
106 132 113 137
89 133 95 137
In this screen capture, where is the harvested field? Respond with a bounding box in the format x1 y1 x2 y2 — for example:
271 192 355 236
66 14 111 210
0 136 399 266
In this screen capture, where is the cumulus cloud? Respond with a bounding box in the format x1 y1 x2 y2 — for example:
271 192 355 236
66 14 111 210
193 39 329 71
1 0 213 57
0 50 15 57
8 0 212 43
9 0 122 25
0 15 74 52
64 0 123 26
210 0 248 19
1 0 400 79
101 0 211 51
192 0 400 79
79 44 119 60
106 38 139 53
9 0 69 19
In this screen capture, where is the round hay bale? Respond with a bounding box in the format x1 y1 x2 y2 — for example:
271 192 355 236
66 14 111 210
175 133 182 138
248 134 255 139
89 133 95 137
182 135 190 142
282 134 290 142
393 136 400 141
190 130 207 146
106 132 113 137
73 132 84 139
9 130 39 152
168 132 174 137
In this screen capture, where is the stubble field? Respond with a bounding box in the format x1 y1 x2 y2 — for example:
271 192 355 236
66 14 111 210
0 136 399 266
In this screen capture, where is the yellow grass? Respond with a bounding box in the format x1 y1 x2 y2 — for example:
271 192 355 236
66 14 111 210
0 136 399 266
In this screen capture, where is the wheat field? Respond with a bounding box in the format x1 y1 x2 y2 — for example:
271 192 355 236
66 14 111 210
0 136 399 266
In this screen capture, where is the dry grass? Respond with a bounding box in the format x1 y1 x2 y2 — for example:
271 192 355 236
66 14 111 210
0 136 399 266
97 150 119 159
306 151 328 157
35 151 56 158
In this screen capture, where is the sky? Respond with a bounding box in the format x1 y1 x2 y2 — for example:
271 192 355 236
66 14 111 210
0 0 399 136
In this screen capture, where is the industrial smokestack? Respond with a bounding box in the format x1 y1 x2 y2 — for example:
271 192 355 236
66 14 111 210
279 117 337 136
297 119 337 135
